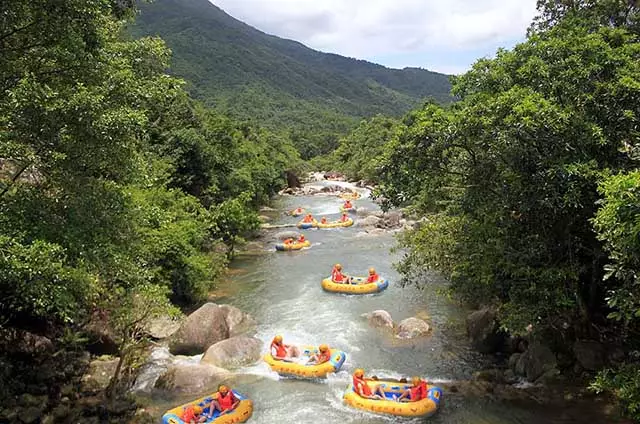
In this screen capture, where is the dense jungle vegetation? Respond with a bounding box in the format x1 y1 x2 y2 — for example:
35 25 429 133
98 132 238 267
328 0 640 419
0 0 299 419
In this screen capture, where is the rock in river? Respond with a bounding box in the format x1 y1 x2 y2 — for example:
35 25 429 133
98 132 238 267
362 310 394 329
169 303 230 355
396 317 431 339
201 336 262 369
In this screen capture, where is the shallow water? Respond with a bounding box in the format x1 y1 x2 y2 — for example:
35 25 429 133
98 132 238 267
146 183 621 423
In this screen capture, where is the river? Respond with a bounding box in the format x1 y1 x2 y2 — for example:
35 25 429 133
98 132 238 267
142 181 623 423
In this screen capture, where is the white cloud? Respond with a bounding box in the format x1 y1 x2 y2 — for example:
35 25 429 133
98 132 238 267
209 0 538 60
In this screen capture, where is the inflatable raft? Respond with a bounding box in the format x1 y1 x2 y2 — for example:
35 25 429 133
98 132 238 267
321 276 388 294
340 205 356 213
339 192 361 200
275 240 311 251
317 218 353 228
343 379 442 418
264 345 346 378
297 220 316 229
162 391 253 424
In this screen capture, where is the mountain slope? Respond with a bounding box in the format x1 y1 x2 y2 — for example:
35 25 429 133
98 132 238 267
130 0 453 157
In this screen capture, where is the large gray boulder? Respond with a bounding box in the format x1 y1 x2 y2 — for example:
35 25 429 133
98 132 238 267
219 305 257 337
381 211 403 228
274 231 302 241
396 317 431 339
358 216 382 228
466 308 504 354
145 315 182 339
201 336 262 369
170 303 229 355
155 364 230 393
573 340 606 371
518 342 557 381
362 310 394 329
80 358 119 393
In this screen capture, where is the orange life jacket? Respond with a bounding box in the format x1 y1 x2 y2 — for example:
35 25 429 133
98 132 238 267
331 268 344 282
317 350 331 363
298 235 305 242
353 375 372 396
410 380 427 401
271 341 287 358
367 273 379 283
216 391 235 410
340 215 348 222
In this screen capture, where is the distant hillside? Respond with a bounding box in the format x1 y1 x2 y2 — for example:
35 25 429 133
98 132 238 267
130 0 453 157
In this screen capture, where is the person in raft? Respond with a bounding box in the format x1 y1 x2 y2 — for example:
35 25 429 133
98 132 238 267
283 238 295 245
397 376 428 402
207 385 240 417
293 207 303 215
307 344 331 364
340 213 350 222
302 213 314 223
331 263 352 284
180 405 206 423
352 369 387 400
366 267 379 283
343 200 353 209
298 234 306 243
271 335 300 361
320 217 328 224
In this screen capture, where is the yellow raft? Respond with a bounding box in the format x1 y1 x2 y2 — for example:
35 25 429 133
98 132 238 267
289 208 305 217
264 346 346 378
162 391 253 424
317 218 353 228
275 240 310 251
321 276 389 294
340 205 356 213
339 192 361 200
343 379 443 418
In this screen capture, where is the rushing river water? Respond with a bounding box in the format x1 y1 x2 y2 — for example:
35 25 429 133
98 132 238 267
143 181 622 424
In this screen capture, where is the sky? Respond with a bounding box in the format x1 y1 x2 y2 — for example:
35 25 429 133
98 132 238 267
210 0 539 75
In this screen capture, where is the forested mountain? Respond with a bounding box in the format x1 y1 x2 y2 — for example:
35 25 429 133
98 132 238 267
129 0 452 157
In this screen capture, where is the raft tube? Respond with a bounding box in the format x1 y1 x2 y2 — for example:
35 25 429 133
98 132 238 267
264 346 346 378
316 218 353 228
275 240 311 251
296 220 316 229
290 208 305 217
321 276 388 294
343 380 442 418
162 391 253 424
339 192 361 200
340 205 356 213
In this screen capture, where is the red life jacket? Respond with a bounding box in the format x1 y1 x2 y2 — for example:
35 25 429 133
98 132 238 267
271 342 287 358
367 273 379 283
217 391 235 410
317 350 331 363
353 376 372 396
410 380 427 401
298 235 305 242
341 215 348 222
331 268 344 282
181 406 196 422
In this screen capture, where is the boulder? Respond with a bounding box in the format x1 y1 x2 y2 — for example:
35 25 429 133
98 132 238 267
274 231 302 241
396 317 431 339
465 308 504 354
169 303 229 355
573 340 606 371
472 369 504 383
358 216 382 228
519 342 557 381
381 211 402 228
355 207 370 216
362 310 394 329
219 304 257 337
201 336 262 369
155 364 230 393
258 215 271 223
508 353 521 371
285 170 301 188
80 358 119 393
0 330 54 356
259 206 276 212
84 310 118 355
144 315 182 339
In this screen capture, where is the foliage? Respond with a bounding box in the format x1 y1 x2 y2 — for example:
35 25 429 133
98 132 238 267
591 363 640 421
332 115 401 183
128 0 453 158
